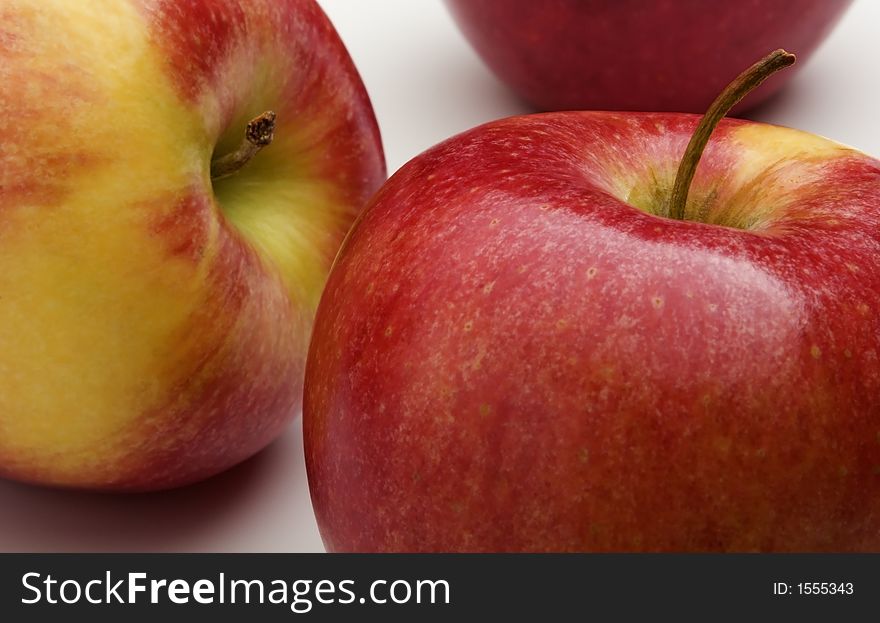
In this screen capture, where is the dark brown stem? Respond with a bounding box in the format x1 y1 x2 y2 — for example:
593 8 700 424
210 111 276 181
667 50 795 221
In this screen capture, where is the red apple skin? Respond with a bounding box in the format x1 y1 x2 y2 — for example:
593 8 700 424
445 0 851 113
304 112 880 552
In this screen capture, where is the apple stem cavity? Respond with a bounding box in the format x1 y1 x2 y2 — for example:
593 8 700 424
667 50 795 222
210 110 277 181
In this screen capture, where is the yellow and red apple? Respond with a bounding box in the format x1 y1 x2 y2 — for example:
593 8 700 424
0 0 385 490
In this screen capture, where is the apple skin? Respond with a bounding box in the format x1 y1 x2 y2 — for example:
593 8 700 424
445 0 852 113
304 111 880 552
0 0 384 490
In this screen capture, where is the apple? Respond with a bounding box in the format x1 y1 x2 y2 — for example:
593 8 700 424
0 0 385 490
445 0 852 113
304 51 880 551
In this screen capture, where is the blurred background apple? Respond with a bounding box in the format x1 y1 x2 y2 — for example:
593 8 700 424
445 0 852 113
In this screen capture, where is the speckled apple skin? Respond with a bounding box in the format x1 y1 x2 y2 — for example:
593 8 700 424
445 0 851 113
304 112 880 552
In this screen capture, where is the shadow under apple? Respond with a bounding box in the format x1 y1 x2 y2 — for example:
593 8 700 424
0 421 314 552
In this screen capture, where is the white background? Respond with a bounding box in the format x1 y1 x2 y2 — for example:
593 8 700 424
1 0 878 552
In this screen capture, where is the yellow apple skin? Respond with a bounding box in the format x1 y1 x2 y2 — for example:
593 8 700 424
0 0 385 490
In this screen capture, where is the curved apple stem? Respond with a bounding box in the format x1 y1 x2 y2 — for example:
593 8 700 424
667 50 795 221
210 110 277 181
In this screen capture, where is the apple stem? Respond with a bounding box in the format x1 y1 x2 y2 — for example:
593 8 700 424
667 50 795 221
210 111 277 181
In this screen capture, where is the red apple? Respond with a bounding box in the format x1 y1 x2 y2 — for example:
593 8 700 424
0 0 384 490
445 0 851 113
304 53 880 551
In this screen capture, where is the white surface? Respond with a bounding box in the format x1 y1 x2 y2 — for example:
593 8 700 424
1 0 878 552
